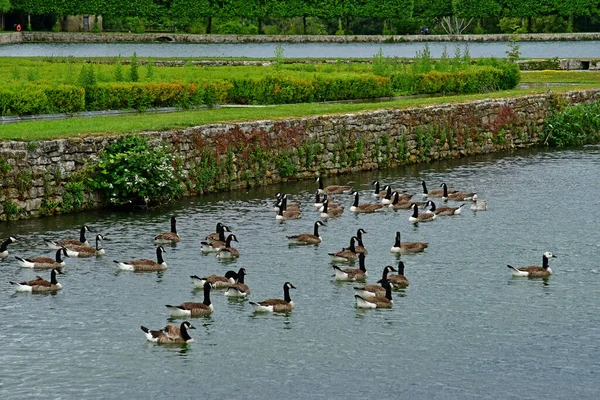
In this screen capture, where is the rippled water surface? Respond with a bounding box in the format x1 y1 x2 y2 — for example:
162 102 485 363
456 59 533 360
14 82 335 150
1 147 600 399
1 41 600 58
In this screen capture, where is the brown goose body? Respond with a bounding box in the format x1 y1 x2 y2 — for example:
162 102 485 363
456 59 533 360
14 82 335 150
276 198 302 220
141 321 195 344
250 282 296 312
332 252 368 281
204 223 231 243
113 246 167 272
389 192 426 210
424 200 464 216
508 252 557 278
287 221 325 245
422 181 457 198
45 225 92 249
154 216 180 243
69 235 105 258
355 280 393 309
167 281 214 317
350 192 385 213
409 203 436 222
388 261 409 289
225 268 250 297
10 268 63 292
191 270 237 289
329 237 359 263
441 183 477 201
354 266 396 297
343 228 368 254
216 234 240 259
320 199 344 218
390 231 428 254
15 248 69 269
316 177 353 195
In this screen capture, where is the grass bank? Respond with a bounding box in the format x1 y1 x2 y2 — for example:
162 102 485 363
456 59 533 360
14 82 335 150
0 84 597 141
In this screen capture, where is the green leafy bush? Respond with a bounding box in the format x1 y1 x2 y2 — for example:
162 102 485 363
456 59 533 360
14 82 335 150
541 101 600 148
0 85 85 116
88 135 183 208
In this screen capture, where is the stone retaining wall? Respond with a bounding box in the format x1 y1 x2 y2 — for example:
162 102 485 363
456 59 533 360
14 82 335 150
9 32 600 44
1 89 599 220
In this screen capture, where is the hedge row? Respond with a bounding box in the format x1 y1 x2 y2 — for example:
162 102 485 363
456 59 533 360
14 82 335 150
0 85 85 116
0 65 519 116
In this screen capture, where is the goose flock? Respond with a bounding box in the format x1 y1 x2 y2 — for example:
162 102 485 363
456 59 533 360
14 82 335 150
3 177 557 345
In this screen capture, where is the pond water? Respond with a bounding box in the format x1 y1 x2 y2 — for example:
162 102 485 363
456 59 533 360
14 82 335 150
1 40 600 59
1 146 599 399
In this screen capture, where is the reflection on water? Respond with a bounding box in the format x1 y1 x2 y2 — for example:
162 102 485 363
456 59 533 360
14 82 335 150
1 147 600 398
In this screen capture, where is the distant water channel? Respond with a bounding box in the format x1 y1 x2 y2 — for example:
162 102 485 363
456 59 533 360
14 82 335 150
1 146 600 399
1 40 600 58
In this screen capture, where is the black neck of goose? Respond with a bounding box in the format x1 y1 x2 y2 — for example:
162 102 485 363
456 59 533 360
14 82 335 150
391 192 398 205
0 239 11 251
55 249 65 262
79 226 87 242
180 323 193 341
313 222 320 236
95 237 103 251
50 269 59 285
225 236 234 248
349 239 356 252
384 281 392 300
358 254 366 272
356 229 363 241
356 236 364 247
381 268 391 280
318 179 324 190
442 184 448 197
422 181 428 194
374 181 380 194
542 256 549 269
283 285 292 303
322 200 328 213
170 217 177 234
203 283 212 305
394 232 401 247
353 193 359 207
429 201 436 211
315 192 320 203
278 205 284 217
397 262 405 276
385 186 392 199
156 248 164 264
218 227 226 241
411 205 419 218
237 271 246 284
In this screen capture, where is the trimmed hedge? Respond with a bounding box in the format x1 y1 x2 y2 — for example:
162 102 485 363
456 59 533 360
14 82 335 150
226 75 393 104
0 85 85 116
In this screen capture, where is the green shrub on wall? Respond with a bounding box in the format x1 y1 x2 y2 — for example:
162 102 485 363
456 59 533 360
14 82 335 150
88 135 184 208
541 100 600 147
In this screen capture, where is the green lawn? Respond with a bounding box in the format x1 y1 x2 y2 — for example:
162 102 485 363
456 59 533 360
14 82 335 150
521 71 600 84
0 84 597 141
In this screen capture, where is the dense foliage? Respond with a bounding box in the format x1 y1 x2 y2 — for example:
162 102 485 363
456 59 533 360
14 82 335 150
4 0 600 34
88 135 183 208
541 100 600 147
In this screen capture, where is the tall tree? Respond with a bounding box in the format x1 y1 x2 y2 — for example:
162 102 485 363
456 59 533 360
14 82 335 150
453 0 501 18
0 0 11 31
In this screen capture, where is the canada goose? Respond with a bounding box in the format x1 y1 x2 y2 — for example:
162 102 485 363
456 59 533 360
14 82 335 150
158 321 198 341
10 268 63 292
201 228 234 253
320 199 344 218
0 236 17 259
421 180 455 198
441 183 477 201
154 216 180 244
353 265 396 297
318 194 342 212
204 222 231 243
216 234 240 259
372 180 387 198
15 248 69 269
507 252 557 278
275 199 302 220
355 280 393 309
350 191 385 213
141 321 195 344
409 203 436 223
225 268 250 297
68 234 105 258
313 191 324 209
45 225 92 249
166 281 213 317
316 177 353 195
329 236 359 263
113 246 167 272
191 269 237 289
332 252 368 281
343 228 368 254
274 194 300 213
388 261 409 288
423 200 464 216
381 185 393 204
390 231 428 254
249 282 296 312
388 192 425 210
287 221 326 245
471 200 488 211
